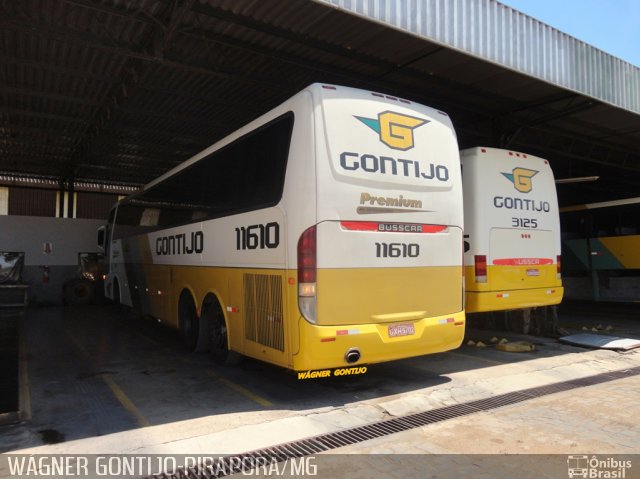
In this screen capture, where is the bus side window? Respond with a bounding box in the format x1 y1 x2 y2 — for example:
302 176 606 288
158 206 192 227
112 203 145 239
140 113 293 224
140 208 160 227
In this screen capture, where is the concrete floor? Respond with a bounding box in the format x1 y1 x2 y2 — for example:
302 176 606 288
0 302 639 476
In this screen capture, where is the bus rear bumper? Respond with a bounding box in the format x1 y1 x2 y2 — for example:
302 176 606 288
465 286 564 313
293 311 465 372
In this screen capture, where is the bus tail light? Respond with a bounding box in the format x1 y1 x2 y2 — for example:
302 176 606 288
474 255 487 283
461 244 466 308
298 225 317 323
556 254 562 279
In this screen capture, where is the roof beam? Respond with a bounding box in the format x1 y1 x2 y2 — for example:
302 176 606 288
1 107 90 125
62 0 160 27
100 121 219 146
86 150 178 167
1 86 103 108
78 162 167 175
2 3 507 123
60 0 192 181
514 126 640 172
0 125 84 137
189 2 388 70
138 84 263 114
5 3 508 118
0 54 119 85
0 16 289 90
90 137 194 156
0 140 75 153
176 27 494 119
119 105 234 131
189 2 519 112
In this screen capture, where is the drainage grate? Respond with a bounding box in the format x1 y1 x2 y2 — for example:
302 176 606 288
149 366 640 479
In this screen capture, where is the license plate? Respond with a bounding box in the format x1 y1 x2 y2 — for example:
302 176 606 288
388 323 415 338
526 268 540 277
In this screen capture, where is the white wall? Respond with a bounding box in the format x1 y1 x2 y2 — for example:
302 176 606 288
0 216 105 304
0 215 103 266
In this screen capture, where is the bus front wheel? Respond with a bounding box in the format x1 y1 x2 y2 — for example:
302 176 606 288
112 278 121 305
179 292 208 353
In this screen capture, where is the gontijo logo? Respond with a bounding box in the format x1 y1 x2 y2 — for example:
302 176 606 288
356 111 428 150
340 111 449 183
501 167 539 193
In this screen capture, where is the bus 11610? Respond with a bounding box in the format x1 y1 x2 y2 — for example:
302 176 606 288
461 147 563 313
98 83 465 373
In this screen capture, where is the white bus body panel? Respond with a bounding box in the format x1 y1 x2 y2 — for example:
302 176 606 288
104 84 466 370
462 147 563 312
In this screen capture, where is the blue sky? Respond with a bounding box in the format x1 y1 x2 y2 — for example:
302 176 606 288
499 0 640 67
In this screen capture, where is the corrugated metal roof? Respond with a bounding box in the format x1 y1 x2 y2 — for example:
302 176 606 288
0 0 639 205
317 0 640 115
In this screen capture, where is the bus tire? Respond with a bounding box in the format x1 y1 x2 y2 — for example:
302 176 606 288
109 278 130 317
205 300 242 366
179 292 207 352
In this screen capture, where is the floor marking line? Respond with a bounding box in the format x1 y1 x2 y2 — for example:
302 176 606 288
125 321 274 409
205 369 273 408
101 374 151 428
69 334 151 428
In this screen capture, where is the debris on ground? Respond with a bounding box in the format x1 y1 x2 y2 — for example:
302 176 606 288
465 336 533 352
495 341 536 352
579 324 615 332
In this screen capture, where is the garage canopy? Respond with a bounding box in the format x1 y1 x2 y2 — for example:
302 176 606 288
1 0 639 205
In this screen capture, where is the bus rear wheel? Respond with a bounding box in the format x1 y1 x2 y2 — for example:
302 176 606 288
205 300 242 366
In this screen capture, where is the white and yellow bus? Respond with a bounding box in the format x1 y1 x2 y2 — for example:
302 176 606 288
462 147 563 313
99 84 465 374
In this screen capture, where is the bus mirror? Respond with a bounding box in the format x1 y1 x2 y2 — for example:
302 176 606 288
97 226 106 250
